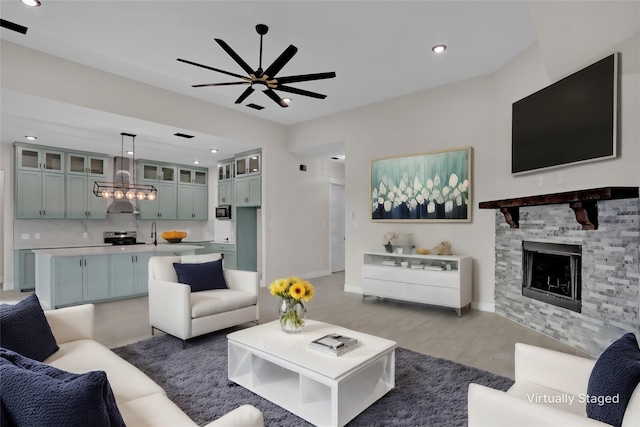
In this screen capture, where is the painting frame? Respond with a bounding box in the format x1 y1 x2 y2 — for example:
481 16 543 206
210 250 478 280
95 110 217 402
370 146 472 223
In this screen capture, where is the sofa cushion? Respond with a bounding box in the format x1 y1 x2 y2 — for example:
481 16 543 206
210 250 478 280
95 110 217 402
0 293 59 361
174 259 227 292
0 348 125 427
587 332 640 427
45 339 165 403
191 290 258 319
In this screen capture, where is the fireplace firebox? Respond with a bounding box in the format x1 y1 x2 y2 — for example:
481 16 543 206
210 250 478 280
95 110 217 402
522 241 582 313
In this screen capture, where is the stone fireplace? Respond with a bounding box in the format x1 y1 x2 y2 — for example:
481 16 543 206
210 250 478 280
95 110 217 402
480 187 639 356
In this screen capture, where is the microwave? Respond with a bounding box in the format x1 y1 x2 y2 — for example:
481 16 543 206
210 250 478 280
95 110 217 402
215 205 232 220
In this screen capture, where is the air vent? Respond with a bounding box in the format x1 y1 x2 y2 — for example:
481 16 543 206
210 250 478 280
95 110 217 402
247 104 264 110
174 132 194 139
1 19 28 34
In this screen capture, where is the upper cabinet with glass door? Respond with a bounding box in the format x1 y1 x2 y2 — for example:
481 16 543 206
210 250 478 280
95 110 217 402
178 167 207 186
66 153 107 177
16 146 64 173
138 161 177 183
217 160 234 182
235 152 261 177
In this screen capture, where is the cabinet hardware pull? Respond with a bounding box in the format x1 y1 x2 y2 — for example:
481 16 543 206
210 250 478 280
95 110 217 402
84 259 87 267
43 210 45 216
80 259 82 267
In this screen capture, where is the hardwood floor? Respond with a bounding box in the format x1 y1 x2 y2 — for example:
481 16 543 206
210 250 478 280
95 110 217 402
1 271 590 379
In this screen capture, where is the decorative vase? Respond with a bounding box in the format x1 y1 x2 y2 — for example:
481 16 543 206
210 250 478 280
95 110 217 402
384 243 393 253
278 298 306 333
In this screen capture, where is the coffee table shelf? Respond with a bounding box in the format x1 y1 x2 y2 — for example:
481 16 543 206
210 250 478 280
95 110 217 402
227 320 396 427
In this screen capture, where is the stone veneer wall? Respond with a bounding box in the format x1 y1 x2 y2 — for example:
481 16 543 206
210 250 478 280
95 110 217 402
494 198 639 356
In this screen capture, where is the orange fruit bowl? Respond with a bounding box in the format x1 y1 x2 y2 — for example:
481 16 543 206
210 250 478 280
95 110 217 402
161 231 187 243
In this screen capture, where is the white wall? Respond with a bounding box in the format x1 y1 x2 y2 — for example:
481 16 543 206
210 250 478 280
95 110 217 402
287 3 640 311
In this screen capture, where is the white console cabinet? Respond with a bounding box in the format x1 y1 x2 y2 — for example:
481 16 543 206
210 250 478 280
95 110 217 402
362 252 472 316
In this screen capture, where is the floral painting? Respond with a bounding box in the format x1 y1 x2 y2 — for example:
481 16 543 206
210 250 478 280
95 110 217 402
370 147 472 222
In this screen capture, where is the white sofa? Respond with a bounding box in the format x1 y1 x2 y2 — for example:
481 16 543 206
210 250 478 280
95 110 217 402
148 253 259 346
42 303 263 427
468 343 640 426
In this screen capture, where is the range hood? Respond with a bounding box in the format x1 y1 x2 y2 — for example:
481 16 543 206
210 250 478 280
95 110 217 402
107 157 141 214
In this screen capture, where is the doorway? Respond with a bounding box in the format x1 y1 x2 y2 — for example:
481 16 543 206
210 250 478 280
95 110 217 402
329 178 345 272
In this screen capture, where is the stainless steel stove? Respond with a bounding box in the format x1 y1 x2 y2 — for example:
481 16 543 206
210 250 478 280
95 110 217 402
103 231 144 245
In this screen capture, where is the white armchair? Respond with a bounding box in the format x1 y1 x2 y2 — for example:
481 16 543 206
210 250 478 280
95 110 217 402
468 343 640 426
148 253 259 347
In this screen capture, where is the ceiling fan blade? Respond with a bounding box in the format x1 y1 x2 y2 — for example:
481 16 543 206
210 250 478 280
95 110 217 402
214 38 255 76
192 82 250 88
263 45 298 79
277 72 336 85
263 89 289 108
235 87 255 104
177 58 249 80
276 85 327 99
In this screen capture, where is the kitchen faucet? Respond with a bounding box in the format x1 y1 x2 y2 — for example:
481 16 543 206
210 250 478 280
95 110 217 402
151 221 157 246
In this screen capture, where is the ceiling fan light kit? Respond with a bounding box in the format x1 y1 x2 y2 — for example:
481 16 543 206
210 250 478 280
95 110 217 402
178 24 336 109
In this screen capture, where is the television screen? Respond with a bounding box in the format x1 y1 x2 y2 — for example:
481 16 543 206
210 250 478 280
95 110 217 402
511 53 618 174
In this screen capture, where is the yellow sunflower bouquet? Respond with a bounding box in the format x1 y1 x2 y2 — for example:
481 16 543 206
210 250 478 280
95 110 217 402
269 277 314 333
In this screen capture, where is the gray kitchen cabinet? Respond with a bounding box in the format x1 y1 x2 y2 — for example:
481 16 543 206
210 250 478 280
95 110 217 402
13 249 36 291
15 170 66 219
16 146 64 172
138 162 176 182
178 185 208 220
110 252 153 297
217 180 233 205
66 153 107 177
235 153 261 177
55 255 109 307
65 174 108 219
210 243 237 269
137 181 177 219
178 167 207 185
235 176 261 207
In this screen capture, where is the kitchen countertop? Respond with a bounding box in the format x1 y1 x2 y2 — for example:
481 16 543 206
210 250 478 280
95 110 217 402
14 243 112 250
32 244 204 257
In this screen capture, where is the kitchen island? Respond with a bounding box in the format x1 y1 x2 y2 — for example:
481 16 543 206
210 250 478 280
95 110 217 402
34 244 203 309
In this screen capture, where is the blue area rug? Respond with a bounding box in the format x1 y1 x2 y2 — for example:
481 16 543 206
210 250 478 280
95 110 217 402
113 328 513 426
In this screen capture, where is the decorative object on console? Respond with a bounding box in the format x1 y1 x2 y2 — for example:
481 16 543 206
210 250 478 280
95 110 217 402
432 241 453 256
383 231 399 252
415 248 431 255
269 277 314 333
371 147 472 222
161 230 188 243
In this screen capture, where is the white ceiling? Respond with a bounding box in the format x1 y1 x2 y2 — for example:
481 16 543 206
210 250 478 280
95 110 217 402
0 0 537 166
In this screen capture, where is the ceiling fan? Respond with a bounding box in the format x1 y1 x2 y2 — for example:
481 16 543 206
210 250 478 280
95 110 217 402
178 24 336 108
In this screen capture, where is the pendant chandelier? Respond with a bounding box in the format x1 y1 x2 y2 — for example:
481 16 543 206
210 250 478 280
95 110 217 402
93 133 157 200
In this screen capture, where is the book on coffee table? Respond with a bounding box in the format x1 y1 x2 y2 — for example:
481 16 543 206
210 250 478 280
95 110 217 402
308 333 359 356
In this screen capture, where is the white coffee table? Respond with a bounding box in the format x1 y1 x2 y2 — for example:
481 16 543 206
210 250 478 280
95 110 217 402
227 320 396 427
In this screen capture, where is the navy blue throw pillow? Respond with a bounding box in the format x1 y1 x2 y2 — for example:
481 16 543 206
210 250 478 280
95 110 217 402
587 332 640 427
0 348 126 427
173 259 227 292
0 293 59 361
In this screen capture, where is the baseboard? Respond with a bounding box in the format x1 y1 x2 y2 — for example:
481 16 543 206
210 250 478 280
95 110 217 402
471 301 495 312
2 281 15 291
298 269 331 280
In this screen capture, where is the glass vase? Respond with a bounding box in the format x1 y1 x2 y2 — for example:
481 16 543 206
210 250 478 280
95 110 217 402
278 298 306 333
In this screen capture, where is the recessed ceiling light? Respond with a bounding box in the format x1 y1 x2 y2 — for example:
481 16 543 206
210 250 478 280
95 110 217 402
126 150 134 155
432 44 447 54
210 149 219 153
25 135 37 140
283 98 292 104
20 0 41 7
193 160 200 165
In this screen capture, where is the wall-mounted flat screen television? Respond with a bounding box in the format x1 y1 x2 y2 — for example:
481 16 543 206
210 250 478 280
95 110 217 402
511 52 618 174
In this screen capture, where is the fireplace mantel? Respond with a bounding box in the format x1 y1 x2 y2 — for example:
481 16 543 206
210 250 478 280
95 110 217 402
479 187 639 230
